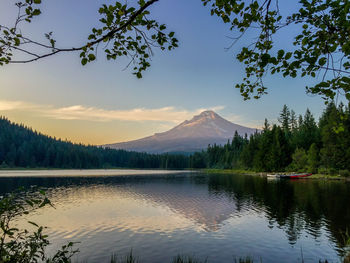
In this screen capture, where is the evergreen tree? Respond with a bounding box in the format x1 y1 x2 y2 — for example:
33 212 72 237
307 143 319 173
263 118 270 131
278 105 291 132
319 103 347 170
290 110 297 131
240 133 259 170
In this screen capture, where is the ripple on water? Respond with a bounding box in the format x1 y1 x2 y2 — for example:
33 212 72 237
8 173 347 263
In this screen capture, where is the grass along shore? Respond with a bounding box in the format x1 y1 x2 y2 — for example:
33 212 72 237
203 169 350 181
103 252 350 263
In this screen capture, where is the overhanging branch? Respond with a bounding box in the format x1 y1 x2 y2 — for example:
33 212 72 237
8 0 159 64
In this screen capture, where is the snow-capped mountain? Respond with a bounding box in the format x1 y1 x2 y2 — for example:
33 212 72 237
104 110 258 153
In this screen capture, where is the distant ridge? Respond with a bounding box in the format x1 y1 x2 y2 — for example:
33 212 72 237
104 111 258 153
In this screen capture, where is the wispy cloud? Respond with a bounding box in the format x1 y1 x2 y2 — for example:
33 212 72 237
0 100 34 111
226 114 262 129
0 100 225 124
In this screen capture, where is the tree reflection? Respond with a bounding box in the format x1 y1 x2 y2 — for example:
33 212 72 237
207 173 350 251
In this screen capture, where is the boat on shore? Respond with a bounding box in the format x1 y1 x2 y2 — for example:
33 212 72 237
266 173 312 179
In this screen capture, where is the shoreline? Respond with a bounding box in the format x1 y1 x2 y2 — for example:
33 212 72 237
0 168 348 181
0 167 192 171
0 169 196 178
203 169 350 181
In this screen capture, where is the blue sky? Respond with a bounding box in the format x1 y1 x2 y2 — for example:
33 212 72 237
0 0 326 144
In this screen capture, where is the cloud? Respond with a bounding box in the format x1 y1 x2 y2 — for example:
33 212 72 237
226 114 262 129
0 100 34 111
0 100 225 124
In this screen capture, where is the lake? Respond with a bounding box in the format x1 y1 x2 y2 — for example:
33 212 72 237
0 170 349 263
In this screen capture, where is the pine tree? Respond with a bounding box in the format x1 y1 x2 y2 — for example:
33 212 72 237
278 105 291 132
307 143 319 173
300 108 319 150
319 103 347 170
290 110 297 131
263 118 270 132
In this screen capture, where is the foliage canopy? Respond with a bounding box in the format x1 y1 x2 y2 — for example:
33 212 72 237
1 0 350 101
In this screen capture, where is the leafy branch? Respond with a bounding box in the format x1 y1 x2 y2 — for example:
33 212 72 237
0 0 178 77
2 0 350 102
0 188 78 262
202 0 350 102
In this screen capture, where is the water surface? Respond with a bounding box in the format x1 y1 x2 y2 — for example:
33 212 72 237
0 170 349 263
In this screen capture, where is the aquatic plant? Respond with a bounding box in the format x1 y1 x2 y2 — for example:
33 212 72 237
110 251 138 263
172 255 207 263
234 257 254 263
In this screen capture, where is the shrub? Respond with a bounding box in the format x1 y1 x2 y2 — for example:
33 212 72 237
0 189 78 262
290 148 308 172
328 168 338 176
317 167 329 175
339 170 350 177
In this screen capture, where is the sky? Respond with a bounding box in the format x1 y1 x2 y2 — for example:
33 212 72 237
0 0 327 145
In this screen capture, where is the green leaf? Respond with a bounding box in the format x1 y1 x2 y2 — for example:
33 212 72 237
88 54 96 61
28 221 39 227
277 49 285 59
81 58 88 66
318 57 327 66
14 38 20 46
285 52 292 60
32 9 41 16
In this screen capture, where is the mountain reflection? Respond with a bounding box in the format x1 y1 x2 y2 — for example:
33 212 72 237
121 181 238 231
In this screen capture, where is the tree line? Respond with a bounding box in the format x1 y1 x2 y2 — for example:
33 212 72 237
1 102 350 174
190 103 350 175
0 117 189 169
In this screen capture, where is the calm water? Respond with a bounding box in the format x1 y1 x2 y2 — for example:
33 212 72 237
0 170 349 263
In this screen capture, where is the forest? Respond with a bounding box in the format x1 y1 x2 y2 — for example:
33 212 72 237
190 103 350 175
0 117 189 169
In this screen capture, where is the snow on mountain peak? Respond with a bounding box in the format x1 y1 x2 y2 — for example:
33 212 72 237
104 110 259 153
199 110 215 116
197 110 217 119
185 110 219 125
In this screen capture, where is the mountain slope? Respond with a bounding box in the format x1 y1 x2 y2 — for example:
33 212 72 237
105 111 258 153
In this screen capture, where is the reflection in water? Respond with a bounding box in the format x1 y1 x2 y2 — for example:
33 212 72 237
123 181 239 231
208 174 350 249
0 172 349 263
